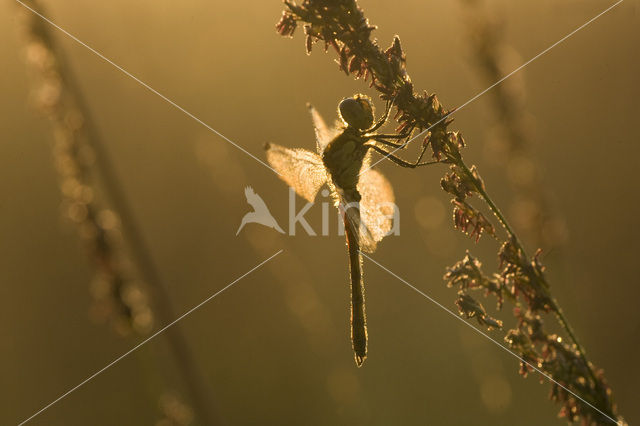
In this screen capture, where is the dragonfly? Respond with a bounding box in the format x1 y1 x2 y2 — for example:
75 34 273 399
265 94 435 366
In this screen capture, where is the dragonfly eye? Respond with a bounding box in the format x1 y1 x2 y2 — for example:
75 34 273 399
339 94 374 130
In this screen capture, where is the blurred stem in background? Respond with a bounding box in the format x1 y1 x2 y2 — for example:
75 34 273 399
459 0 567 250
16 1 217 424
276 0 624 424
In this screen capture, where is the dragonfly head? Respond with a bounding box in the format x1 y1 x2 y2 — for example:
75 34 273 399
338 94 374 131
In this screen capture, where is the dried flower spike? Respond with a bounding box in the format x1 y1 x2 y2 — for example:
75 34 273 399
278 1 624 423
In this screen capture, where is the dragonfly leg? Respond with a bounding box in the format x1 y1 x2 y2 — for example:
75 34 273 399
368 122 415 143
366 144 439 168
371 133 407 139
371 136 409 149
366 95 397 133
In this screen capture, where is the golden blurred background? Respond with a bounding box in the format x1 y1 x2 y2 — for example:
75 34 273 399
1 0 638 424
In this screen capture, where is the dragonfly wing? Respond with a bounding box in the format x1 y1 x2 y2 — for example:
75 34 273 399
336 187 379 254
307 104 341 154
357 167 396 245
265 143 327 202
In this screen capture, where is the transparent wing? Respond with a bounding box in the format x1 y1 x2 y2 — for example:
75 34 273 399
342 200 378 253
307 104 341 154
357 168 395 243
265 143 327 203
331 184 378 253
334 166 395 253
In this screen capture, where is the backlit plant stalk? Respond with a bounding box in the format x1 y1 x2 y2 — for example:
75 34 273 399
17 2 217 424
18 1 153 337
276 1 623 424
460 0 566 249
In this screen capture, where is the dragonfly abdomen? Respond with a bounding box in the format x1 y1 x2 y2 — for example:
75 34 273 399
345 210 367 366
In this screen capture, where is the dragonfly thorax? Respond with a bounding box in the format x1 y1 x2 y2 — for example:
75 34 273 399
322 131 369 196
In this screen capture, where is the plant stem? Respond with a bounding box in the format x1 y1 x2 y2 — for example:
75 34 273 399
19 1 219 423
276 0 620 420
456 159 518 242
456 157 601 389
62 51 220 426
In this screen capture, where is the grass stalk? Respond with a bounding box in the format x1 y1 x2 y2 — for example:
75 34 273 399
276 0 623 423
17 1 219 424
